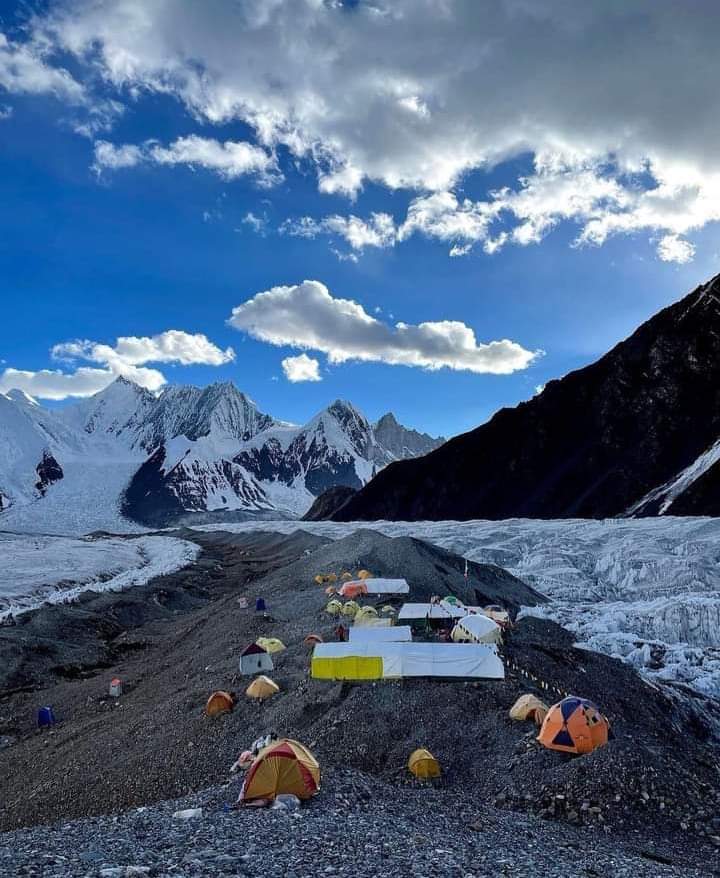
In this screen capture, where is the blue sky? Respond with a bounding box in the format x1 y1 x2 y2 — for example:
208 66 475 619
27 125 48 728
1 1 719 437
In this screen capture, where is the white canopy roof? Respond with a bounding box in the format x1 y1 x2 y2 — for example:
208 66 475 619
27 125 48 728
452 614 502 643
348 625 413 643
398 602 467 620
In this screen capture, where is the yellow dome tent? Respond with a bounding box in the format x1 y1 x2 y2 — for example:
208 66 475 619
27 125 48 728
325 599 343 616
246 676 280 700
509 694 549 725
408 748 441 779
340 571 353 581
354 606 379 625
380 605 396 616
314 573 338 585
341 600 360 618
356 569 373 580
255 637 286 654
205 690 235 717
239 739 320 803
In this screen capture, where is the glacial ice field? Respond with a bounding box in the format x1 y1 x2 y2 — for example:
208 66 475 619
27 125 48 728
0 533 199 619
195 516 720 696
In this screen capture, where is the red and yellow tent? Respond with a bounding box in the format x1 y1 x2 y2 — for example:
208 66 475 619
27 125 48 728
240 739 320 802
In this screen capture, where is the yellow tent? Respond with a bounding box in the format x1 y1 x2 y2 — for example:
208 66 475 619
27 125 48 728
256 637 286 654
246 676 280 700
509 694 548 725
408 748 441 779
341 600 360 618
340 571 353 581
354 606 379 626
380 605 396 616
314 573 338 585
356 569 373 580
240 739 320 802
325 599 343 616
205 690 234 717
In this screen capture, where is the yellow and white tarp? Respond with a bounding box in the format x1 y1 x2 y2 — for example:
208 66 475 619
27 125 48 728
348 625 413 643
451 614 502 644
311 642 504 681
349 578 410 594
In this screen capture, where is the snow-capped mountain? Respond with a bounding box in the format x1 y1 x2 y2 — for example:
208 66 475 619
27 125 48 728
334 271 720 522
0 378 443 530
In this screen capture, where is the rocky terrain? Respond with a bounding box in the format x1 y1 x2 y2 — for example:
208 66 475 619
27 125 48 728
335 272 720 521
1 528 719 876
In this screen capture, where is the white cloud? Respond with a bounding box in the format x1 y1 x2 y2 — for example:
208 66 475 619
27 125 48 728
8 1 719 257
93 135 280 184
656 234 696 264
0 104 13 119
228 280 539 375
0 32 84 102
281 353 322 383
281 212 396 255
241 211 269 235
0 330 235 400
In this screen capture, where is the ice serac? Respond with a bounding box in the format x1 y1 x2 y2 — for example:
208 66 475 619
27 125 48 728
334 272 720 521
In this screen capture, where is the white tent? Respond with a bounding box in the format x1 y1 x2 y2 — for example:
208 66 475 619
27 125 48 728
361 578 410 595
348 625 413 643
311 641 504 680
451 614 502 644
398 603 467 622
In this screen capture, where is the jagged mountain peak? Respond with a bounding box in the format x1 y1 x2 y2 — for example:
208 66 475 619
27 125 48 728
3 389 39 407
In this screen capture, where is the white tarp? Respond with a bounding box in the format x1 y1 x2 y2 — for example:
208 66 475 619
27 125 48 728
452 614 502 644
348 625 413 643
312 641 504 679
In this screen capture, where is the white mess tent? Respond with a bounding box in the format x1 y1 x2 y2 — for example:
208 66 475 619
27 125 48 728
362 578 410 595
311 642 504 681
398 603 467 623
348 625 413 643
451 614 502 644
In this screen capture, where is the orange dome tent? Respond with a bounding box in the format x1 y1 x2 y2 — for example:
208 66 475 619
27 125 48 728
339 581 368 599
205 690 235 717
239 739 320 803
245 676 280 701
408 748 441 779
537 696 610 755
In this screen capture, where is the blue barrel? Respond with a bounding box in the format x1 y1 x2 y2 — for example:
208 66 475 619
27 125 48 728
37 706 56 727
255 597 266 612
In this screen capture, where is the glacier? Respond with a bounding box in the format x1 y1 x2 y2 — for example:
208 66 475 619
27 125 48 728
194 516 720 696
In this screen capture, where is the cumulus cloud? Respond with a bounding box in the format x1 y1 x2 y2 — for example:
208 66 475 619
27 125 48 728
0 330 235 400
228 280 538 375
93 135 280 184
7 1 720 258
656 234 696 264
0 31 84 102
281 353 322 383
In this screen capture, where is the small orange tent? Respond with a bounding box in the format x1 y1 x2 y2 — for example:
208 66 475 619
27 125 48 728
537 696 610 755
239 739 320 802
339 581 368 598
205 690 235 717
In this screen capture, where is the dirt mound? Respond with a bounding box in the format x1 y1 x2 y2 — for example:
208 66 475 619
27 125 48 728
302 485 357 521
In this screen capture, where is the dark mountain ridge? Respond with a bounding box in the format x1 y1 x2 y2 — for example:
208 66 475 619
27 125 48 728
335 272 720 521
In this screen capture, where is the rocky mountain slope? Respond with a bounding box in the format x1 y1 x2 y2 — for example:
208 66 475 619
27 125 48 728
0 378 443 528
335 272 720 521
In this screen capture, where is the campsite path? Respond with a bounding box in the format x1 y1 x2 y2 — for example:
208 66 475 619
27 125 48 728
0 768 713 878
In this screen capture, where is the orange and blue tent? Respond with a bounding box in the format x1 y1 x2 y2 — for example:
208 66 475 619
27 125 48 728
537 696 610 755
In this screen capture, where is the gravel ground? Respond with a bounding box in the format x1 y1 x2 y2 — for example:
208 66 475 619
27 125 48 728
0 768 714 878
1 528 719 876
